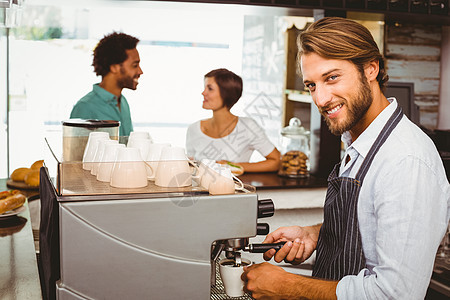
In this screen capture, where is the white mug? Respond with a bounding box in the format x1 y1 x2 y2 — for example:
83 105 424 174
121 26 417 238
82 131 110 170
154 146 198 188
219 258 252 297
96 143 126 182
128 137 152 160
91 139 119 176
110 147 148 188
199 162 220 190
208 167 244 195
145 143 171 180
127 131 153 147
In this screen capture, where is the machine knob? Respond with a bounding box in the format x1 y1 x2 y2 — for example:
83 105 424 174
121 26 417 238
257 223 269 235
257 199 274 218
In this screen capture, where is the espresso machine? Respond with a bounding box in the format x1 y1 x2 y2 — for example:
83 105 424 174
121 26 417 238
40 137 283 300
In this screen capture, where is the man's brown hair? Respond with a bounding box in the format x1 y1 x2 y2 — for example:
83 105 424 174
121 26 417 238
297 17 389 91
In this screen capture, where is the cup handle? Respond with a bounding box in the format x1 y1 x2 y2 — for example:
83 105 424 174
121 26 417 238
232 175 244 191
144 161 154 177
187 158 200 176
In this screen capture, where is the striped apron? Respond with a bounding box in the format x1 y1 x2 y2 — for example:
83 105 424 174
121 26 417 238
312 105 403 280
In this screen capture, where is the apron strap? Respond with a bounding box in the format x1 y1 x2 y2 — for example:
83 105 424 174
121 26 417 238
356 105 403 182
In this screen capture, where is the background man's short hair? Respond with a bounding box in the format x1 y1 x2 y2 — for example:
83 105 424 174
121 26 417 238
93 32 140 77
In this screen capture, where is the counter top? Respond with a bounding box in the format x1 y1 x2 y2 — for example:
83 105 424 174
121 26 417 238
0 179 42 299
239 172 328 190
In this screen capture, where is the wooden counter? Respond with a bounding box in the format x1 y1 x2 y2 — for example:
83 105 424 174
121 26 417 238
0 179 42 299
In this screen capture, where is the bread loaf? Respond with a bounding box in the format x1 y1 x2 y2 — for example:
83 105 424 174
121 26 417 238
30 160 44 170
0 193 26 214
24 169 40 187
11 167 31 182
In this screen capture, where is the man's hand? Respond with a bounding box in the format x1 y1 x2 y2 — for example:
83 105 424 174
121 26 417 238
241 262 290 300
242 262 338 300
263 225 321 264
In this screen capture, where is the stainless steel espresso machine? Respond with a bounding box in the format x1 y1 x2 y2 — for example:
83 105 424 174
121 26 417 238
41 138 283 300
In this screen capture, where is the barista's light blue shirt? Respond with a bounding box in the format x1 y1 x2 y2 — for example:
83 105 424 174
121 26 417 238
336 98 450 299
70 84 133 136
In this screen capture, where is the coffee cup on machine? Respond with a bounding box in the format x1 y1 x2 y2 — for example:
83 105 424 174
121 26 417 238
127 131 153 147
110 147 148 188
154 146 199 188
195 159 215 186
219 257 252 297
91 139 119 176
145 143 171 181
199 162 244 194
82 131 110 170
208 167 244 195
96 143 126 182
127 137 152 160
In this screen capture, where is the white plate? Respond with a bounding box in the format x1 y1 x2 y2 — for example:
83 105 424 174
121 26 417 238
0 205 26 218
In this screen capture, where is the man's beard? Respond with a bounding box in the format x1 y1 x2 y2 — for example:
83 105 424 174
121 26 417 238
322 74 373 136
117 66 136 90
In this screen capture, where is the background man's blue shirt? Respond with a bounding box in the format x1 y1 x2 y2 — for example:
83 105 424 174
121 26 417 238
70 84 133 136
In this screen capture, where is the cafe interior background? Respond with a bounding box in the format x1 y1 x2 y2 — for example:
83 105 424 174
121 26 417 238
0 0 449 178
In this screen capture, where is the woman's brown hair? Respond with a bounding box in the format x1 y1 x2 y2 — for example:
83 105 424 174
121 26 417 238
297 17 389 91
205 68 243 110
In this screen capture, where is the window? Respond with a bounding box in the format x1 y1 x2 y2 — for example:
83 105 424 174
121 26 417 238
3 0 316 174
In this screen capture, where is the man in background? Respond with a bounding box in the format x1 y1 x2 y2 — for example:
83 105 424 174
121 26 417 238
70 32 143 136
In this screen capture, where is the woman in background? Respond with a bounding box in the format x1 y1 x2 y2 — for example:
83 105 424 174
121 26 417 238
186 68 280 173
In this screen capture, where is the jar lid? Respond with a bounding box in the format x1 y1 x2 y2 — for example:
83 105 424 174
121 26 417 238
281 117 309 136
62 119 120 129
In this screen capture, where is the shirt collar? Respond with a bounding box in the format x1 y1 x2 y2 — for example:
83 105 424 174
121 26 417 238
92 83 120 105
341 97 398 159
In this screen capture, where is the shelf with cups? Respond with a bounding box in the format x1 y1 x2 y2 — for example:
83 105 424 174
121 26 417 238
45 134 256 198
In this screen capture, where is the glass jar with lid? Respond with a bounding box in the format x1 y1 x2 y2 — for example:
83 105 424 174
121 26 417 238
278 117 310 178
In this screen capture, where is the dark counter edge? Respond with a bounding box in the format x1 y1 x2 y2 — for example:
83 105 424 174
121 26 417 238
239 172 328 190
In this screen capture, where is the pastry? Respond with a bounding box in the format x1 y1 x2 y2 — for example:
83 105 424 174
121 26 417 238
24 169 40 187
0 192 26 214
10 167 31 182
30 160 44 170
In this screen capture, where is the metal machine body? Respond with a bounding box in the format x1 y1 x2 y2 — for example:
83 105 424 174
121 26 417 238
42 138 276 299
55 192 259 299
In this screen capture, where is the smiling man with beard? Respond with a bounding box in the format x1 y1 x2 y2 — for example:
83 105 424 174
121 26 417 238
70 32 143 136
242 17 449 300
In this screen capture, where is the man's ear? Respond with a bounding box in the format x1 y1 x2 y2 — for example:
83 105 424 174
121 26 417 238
109 64 121 75
365 60 379 82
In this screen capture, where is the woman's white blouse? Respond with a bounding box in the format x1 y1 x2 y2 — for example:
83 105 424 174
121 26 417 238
186 117 275 162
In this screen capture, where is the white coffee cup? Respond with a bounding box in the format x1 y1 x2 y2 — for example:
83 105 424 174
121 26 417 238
197 159 215 178
219 258 252 297
91 139 119 176
110 147 148 188
127 131 153 147
82 131 110 170
199 162 220 190
145 143 171 180
128 137 152 160
154 146 198 188
96 143 126 182
208 167 244 195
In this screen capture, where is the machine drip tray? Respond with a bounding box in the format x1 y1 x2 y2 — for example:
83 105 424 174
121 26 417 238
211 261 253 300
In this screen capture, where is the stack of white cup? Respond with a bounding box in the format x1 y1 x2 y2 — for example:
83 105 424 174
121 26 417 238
199 159 244 195
81 131 243 193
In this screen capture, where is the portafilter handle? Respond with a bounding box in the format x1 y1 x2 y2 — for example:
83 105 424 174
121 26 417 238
245 241 287 253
